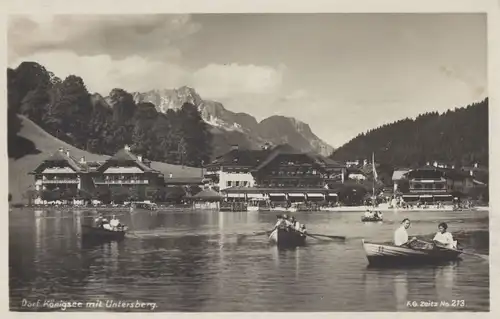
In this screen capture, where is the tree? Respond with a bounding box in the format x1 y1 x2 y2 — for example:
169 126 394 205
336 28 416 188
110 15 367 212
178 103 212 167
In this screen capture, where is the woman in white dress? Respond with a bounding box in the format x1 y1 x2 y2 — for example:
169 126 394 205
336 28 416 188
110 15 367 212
433 222 457 249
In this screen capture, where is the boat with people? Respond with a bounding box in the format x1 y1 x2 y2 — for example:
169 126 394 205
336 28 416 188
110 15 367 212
269 228 306 248
269 214 307 248
361 239 463 266
361 210 383 222
81 215 128 242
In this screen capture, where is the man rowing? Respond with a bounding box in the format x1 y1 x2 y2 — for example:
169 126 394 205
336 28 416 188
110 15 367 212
394 218 417 246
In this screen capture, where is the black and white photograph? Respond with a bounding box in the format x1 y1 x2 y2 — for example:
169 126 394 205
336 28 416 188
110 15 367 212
6 5 492 313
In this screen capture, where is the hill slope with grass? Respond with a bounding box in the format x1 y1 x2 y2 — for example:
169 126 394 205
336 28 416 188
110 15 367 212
9 115 201 204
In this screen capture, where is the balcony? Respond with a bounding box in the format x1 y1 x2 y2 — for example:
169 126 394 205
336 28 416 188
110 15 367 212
409 189 449 193
40 179 79 184
93 179 149 185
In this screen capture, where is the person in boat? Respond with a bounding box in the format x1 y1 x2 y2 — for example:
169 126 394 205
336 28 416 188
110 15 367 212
364 209 373 218
273 215 286 230
94 215 105 228
433 222 457 249
394 218 417 246
283 214 295 231
109 215 121 230
290 216 301 231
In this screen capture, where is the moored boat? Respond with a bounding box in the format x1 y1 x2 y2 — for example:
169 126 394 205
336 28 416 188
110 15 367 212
362 239 462 266
81 225 127 242
269 228 306 248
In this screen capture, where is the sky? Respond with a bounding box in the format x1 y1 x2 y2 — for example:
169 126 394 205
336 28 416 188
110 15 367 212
7 13 487 148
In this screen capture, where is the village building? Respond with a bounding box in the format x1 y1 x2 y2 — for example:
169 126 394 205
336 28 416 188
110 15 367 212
29 148 97 205
392 166 475 203
205 143 346 202
91 145 164 201
30 146 166 204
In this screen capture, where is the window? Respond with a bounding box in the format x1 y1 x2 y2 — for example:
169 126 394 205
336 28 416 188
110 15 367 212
243 181 248 187
235 181 240 187
227 181 232 187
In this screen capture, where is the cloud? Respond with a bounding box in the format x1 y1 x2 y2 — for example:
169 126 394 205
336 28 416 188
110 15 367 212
8 14 201 62
9 50 287 101
191 63 285 99
9 51 190 95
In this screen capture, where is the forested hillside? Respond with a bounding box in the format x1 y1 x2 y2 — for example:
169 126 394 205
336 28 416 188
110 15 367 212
7 62 212 167
330 98 488 168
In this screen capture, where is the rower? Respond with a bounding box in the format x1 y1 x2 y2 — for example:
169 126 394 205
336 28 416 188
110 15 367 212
364 209 371 218
433 222 457 249
110 215 120 230
394 218 417 246
274 215 286 230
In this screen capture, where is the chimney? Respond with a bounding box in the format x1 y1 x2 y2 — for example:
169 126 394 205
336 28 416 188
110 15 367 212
80 156 86 164
124 145 131 152
137 155 143 162
231 144 239 151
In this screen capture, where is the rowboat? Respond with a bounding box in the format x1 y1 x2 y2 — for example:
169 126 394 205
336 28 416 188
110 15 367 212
362 239 462 266
269 228 306 248
361 215 383 222
81 225 127 242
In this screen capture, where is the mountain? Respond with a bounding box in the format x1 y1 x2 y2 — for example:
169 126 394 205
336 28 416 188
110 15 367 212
133 87 334 157
330 98 489 168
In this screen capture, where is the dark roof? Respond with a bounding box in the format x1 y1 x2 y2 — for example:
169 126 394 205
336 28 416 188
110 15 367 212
407 166 471 180
206 148 272 168
164 177 206 185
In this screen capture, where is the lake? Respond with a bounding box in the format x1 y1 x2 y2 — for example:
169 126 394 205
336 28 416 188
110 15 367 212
9 208 489 312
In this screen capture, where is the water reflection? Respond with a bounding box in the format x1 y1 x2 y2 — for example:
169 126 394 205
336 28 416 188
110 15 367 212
9 208 489 312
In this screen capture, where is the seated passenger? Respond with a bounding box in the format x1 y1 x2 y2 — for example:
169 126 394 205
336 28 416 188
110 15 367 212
433 222 457 249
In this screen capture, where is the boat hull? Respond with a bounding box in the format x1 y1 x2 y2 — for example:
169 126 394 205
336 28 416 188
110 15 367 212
81 225 126 242
361 216 383 222
362 240 462 267
269 228 306 248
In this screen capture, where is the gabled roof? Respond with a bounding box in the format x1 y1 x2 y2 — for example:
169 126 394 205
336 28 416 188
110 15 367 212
392 169 410 181
32 150 87 174
206 148 271 168
99 148 158 173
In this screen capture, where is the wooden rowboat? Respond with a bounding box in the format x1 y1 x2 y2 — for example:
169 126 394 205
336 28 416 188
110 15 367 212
361 215 383 222
362 239 462 266
269 228 306 248
81 225 127 242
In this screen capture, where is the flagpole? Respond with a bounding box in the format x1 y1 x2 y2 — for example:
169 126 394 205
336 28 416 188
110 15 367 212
372 152 375 208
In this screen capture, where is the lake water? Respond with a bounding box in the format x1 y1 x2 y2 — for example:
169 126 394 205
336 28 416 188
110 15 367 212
9 208 489 312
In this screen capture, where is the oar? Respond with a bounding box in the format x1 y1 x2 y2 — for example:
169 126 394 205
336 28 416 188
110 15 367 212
236 230 273 243
306 233 346 241
416 239 489 260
